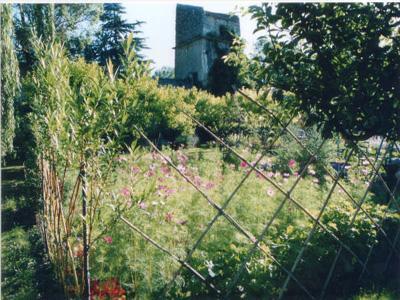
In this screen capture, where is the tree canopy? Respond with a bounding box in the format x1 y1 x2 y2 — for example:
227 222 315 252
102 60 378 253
236 3 400 141
1 4 20 160
154 66 174 79
89 3 145 68
13 4 102 74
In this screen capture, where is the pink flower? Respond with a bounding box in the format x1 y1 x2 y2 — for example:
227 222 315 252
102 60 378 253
361 169 369 176
266 171 274 178
177 164 186 174
120 187 130 197
131 166 141 174
283 173 290 178
177 152 189 165
138 202 147 209
151 151 160 161
165 212 174 222
240 161 248 168
164 188 176 197
293 171 299 177
193 175 202 186
103 236 113 244
288 159 296 169
161 166 170 175
145 170 155 177
157 185 168 191
266 188 275 197
205 182 215 190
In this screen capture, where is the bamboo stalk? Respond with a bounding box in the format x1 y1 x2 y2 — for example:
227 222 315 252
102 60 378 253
81 161 91 299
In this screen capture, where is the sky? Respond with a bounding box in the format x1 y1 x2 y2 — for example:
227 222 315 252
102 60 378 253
124 1 262 71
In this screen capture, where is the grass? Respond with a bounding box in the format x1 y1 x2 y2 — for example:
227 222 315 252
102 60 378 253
1 162 64 300
352 289 400 300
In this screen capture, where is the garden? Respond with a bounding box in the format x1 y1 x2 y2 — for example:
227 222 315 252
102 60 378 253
2 2 400 300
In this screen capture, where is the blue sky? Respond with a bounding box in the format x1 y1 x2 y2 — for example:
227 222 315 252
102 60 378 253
124 1 262 71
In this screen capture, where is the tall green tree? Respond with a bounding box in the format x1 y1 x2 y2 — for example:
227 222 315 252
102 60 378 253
230 3 400 141
1 4 20 160
207 27 241 96
13 4 102 74
90 3 145 68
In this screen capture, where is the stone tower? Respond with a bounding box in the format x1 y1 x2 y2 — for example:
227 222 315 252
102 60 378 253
175 4 240 87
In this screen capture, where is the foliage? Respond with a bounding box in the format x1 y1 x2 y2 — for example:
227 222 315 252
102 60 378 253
28 37 140 297
2 227 39 300
274 126 337 182
65 144 397 299
54 4 103 58
207 30 240 96
1 4 20 161
154 66 175 79
224 37 264 90
2 226 64 300
126 80 196 146
89 3 145 68
18 6 400 299
353 289 400 300
170 190 399 299
91 278 126 299
233 3 400 141
13 4 102 74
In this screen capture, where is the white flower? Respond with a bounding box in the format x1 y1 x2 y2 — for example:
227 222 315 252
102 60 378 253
205 260 216 278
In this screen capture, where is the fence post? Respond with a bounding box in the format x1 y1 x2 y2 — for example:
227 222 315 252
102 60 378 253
80 161 90 299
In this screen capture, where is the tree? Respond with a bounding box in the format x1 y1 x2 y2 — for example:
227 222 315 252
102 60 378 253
239 3 400 141
90 3 145 68
13 4 102 74
154 66 174 79
54 4 102 58
207 28 240 96
1 4 20 160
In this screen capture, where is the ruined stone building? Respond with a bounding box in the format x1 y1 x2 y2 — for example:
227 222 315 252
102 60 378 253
174 4 240 88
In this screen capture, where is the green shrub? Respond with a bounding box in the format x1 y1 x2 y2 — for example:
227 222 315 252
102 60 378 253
124 78 196 146
274 126 337 182
2 228 39 300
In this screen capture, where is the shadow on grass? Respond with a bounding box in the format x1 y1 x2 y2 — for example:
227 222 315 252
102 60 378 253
2 163 65 300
